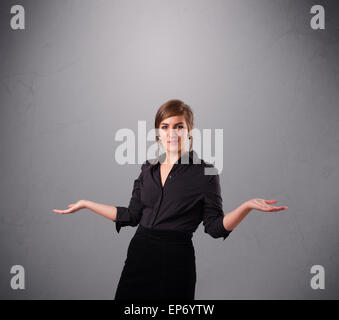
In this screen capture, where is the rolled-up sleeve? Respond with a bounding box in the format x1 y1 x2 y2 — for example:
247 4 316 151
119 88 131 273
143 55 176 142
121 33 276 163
202 174 232 240
115 163 146 233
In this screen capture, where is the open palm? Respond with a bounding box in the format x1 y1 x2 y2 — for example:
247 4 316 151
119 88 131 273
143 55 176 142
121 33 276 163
52 200 86 214
246 199 288 212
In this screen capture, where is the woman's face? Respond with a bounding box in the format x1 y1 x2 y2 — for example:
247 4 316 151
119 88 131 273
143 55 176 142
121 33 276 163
158 115 190 156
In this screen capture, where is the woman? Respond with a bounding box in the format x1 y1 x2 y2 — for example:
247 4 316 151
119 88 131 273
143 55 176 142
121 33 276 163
53 99 288 300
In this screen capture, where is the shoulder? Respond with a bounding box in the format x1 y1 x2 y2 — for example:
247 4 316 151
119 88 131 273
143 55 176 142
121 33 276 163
141 154 163 170
199 159 219 179
141 158 161 173
189 157 220 194
141 159 152 171
199 161 222 195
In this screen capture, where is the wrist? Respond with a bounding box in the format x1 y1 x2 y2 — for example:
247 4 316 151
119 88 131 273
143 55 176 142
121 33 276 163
240 201 251 213
80 199 90 209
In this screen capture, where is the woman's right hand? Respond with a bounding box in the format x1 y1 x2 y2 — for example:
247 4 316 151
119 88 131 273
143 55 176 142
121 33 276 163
52 200 87 214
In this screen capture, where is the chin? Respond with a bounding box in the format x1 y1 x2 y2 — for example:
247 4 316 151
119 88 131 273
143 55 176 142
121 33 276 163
166 146 183 153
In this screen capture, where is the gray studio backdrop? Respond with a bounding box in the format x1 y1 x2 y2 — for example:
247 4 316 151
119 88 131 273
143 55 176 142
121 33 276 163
1 0 338 299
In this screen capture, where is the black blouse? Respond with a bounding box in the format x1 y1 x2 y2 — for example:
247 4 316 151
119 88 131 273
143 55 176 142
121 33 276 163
114 150 233 240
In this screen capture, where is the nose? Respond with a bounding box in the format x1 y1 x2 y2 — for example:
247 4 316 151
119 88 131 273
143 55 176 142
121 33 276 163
168 129 178 139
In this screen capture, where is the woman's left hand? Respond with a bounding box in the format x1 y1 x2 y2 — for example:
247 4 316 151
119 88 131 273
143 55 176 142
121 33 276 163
244 199 288 212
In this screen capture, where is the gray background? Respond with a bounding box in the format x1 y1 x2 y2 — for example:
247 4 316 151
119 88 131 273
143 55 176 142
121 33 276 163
1 0 338 299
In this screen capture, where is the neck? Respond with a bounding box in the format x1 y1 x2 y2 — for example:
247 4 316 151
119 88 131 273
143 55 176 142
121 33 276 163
163 149 186 164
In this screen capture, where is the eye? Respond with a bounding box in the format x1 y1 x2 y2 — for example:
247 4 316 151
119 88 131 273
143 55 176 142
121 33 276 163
177 125 184 129
161 126 167 129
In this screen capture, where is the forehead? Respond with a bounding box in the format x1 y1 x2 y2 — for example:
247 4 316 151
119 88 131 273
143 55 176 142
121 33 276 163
160 115 186 124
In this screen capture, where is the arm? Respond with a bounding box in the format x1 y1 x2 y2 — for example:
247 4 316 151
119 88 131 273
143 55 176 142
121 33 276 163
201 174 233 241
201 173 289 241
84 200 117 221
113 161 148 233
86 164 145 233
52 162 148 231
222 202 251 231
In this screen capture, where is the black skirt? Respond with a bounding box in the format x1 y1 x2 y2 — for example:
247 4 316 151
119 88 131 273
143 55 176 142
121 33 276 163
114 224 196 301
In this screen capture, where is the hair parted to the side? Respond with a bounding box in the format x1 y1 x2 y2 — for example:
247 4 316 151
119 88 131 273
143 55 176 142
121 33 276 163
154 99 194 154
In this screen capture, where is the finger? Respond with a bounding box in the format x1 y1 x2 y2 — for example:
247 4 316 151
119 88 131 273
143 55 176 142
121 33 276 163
274 206 288 210
256 205 288 212
52 209 65 213
269 206 286 212
265 200 278 204
259 202 273 209
258 205 280 211
254 200 268 207
253 200 273 211
56 210 67 214
256 206 272 211
52 209 62 213
53 208 72 214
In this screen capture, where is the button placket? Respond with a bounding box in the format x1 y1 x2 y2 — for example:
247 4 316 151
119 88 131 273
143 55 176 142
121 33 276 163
150 164 176 227
150 166 165 227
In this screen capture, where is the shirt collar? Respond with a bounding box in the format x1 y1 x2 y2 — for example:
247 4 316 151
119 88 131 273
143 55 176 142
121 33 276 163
149 150 197 166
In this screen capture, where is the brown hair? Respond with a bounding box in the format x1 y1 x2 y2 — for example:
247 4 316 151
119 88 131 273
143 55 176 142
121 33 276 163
155 99 194 152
